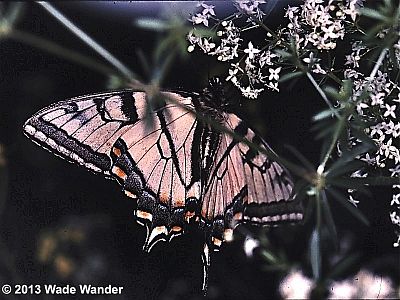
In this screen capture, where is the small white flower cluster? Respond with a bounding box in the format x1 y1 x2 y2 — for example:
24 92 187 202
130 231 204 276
344 35 400 246
390 184 400 247
187 0 364 99
243 236 260 257
234 0 266 22
187 19 241 61
329 269 397 299
189 2 216 27
188 0 282 99
279 268 397 299
279 269 314 299
285 0 362 51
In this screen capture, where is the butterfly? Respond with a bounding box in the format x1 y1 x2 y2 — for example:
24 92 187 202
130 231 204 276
23 78 303 291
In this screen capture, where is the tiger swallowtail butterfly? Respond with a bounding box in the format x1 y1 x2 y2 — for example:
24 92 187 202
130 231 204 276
23 78 303 291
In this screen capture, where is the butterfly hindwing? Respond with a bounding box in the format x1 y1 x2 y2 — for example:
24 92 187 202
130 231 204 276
200 113 303 248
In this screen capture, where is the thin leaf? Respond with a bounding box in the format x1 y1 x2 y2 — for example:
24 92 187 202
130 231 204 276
275 49 293 59
360 8 388 22
352 176 400 186
332 176 400 187
328 144 370 170
279 71 303 83
327 160 367 179
327 253 360 280
327 188 369 225
260 249 278 265
319 139 331 164
285 145 315 171
135 18 170 31
136 48 151 78
313 109 337 122
320 191 337 248
310 228 321 280
329 177 367 190
323 86 341 102
304 192 316 224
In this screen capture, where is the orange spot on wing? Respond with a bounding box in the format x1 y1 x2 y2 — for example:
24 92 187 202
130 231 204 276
112 166 127 180
159 192 169 203
175 199 185 207
136 210 152 221
171 226 182 232
212 237 222 247
113 147 122 157
233 212 243 221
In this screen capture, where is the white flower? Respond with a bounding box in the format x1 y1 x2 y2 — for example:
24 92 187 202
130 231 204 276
345 53 361 68
268 67 281 81
259 50 277 67
268 81 279 91
384 104 397 118
243 41 260 59
394 236 400 247
329 280 358 299
394 92 400 103
226 68 238 82
393 122 400 138
329 270 396 299
322 24 339 39
391 193 400 206
390 211 400 225
389 165 400 177
190 13 209 26
240 85 263 99
303 52 319 64
199 38 215 53
201 3 215 16
187 30 200 44
243 236 259 257
349 194 360 206
285 6 300 19
187 45 195 52
279 269 314 299
345 0 364 21
370 92 385 106
235 0 266 19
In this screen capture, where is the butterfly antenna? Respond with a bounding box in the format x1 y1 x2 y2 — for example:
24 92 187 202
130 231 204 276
201 243 211 295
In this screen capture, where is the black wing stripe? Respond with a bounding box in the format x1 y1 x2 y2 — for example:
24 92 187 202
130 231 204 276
26 117 111 171
156 111 185 186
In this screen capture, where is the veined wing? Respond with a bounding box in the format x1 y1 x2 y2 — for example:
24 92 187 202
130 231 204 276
201 113 303 249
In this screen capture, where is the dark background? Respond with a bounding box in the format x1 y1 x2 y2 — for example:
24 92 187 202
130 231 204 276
0 2 398 299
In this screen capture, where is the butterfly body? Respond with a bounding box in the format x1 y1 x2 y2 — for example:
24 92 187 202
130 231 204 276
24 81 302 290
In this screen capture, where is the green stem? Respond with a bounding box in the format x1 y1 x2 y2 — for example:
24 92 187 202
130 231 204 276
37 1 135 80
318 116 347 174
368 47 388 80
316 190 322 233
307 72 340 118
